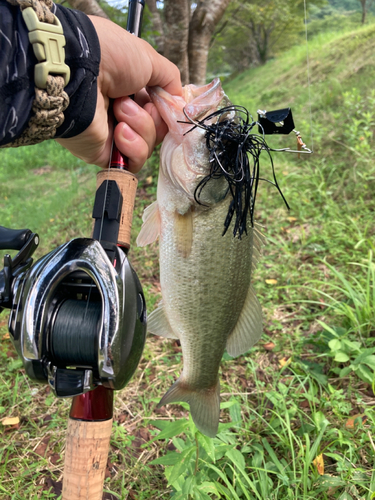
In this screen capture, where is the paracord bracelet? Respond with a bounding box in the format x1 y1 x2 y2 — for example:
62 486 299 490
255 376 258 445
3 0 70 147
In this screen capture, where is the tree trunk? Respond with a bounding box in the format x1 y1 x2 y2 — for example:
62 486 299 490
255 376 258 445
163 0 190 84
359 0 367 24
65 0 109 19
145 0 165 55
188 0 230 85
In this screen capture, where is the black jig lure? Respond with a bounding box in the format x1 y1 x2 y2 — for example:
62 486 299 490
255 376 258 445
180 105 290 238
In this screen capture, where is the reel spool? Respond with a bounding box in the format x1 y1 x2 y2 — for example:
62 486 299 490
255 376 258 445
7 238 146 398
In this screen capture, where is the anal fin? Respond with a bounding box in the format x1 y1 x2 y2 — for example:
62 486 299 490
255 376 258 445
226 286 263 357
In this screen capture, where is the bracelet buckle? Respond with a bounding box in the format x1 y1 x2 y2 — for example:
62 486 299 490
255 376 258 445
22 6 70 89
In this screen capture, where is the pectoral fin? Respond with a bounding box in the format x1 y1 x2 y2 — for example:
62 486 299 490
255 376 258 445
136 201 161 247
148 301 179 339
226 287 263 357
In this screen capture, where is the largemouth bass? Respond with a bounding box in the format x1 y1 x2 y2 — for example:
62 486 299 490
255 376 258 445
137 79 263 437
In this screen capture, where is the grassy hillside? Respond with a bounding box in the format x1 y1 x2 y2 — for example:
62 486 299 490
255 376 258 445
0 21 375 500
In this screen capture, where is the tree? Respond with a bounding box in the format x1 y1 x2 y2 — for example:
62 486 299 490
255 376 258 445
207 0 325 76
145 0 231 85
63 0 230 85
65 0 109 19
187 0 231 84
357 0 374 23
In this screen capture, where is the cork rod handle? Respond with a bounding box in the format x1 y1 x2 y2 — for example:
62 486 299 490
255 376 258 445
62 418 113 500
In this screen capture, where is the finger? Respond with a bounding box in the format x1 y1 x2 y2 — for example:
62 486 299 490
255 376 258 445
133 90 168 143
114 97 156 157
143 101 168 145
113 122 149 173
133 89 151 108
133 90 168 144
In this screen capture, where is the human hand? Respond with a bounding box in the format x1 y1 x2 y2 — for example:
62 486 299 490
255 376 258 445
56 16 182 172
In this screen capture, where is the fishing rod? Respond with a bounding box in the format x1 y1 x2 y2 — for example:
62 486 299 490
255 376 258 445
62 2 146 498
0 1 146 498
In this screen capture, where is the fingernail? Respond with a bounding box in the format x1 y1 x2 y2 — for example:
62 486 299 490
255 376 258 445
121 97 139 116
121 123 137 141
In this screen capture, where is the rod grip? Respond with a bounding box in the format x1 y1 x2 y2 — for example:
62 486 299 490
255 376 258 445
62 418 113 500
97 168 138 248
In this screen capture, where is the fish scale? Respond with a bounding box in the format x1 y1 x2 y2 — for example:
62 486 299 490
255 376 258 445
161 199 254 389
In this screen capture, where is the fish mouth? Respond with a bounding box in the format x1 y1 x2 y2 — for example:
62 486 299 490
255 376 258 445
147 78 227 135
183 78 224 120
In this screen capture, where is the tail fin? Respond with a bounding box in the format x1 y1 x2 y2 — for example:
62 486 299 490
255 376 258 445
158 378 220 438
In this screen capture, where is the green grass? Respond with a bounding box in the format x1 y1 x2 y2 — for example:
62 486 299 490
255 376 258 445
0 16 375 500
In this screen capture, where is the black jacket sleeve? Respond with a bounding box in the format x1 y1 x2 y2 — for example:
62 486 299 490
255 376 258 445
0 0 100 146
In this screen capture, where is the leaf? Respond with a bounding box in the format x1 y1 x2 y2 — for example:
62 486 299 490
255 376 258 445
198 433 216 462
199 482 222 497
313 453 325 475
149 451 182 466
228 400 242 427
357 364 374 384
7 358 23 372
191 485 212 500
225 448 246 470
345 414 367 429
340 366 352 378
352 347 375 365
261 438 285 475
337 493 353 500
181 476 195 496
361 355 375 370
1 416 20 426
263 342 276 351
313 411 328 431
149 418 189 443
167 446 196 486
265 279 278 285
341 339 361 351
334 351 350 363
324 452 344 462
279 357 291 368
328 339 342 351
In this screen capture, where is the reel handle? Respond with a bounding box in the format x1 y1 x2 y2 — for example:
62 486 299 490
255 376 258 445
0 226 32 250
96 168 138 249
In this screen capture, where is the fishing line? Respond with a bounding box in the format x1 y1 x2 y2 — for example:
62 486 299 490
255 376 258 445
304 0 314 152
51 299 101 367
80 139 115 326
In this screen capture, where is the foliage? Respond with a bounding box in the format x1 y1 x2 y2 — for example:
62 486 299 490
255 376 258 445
208 0 326 78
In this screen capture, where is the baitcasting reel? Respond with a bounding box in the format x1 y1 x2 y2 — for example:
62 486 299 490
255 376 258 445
0 180 147 398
